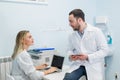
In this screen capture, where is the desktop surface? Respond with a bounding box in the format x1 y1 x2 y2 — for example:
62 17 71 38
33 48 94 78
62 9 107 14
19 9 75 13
43 65 69 80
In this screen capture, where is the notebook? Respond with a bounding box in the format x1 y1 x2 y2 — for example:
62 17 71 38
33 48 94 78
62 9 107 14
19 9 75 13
45 55 64 72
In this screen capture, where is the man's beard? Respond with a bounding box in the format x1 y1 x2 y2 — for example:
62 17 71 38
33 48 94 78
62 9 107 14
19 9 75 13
73 25 80 31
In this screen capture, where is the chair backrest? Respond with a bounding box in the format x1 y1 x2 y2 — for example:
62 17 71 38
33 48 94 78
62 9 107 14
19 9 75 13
6 73 15 80
0 56 12 80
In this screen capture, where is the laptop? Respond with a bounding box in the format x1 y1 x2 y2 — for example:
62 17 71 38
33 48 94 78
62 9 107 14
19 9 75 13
45 55 65 72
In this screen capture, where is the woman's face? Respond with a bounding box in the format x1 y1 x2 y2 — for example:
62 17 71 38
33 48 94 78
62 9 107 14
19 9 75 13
23 32 34 47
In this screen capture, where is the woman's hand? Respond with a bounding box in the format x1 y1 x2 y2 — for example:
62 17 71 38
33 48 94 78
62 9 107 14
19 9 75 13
35 64 48 70
44 67 58 75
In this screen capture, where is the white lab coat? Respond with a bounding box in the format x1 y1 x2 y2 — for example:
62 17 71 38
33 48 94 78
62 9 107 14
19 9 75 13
11 50 44 80
67 24 109 80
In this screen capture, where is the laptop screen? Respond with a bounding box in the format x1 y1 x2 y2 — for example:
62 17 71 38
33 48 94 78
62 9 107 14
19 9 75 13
51 55 64 69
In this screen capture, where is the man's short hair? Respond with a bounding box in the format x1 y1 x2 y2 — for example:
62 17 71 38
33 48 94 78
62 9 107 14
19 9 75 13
69 9 85 21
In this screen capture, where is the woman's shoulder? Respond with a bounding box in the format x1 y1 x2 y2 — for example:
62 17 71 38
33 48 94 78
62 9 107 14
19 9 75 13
16 50 30 59
15 50 32 63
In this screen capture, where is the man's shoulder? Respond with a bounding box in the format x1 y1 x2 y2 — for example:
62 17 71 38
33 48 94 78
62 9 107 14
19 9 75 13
87 23 100 31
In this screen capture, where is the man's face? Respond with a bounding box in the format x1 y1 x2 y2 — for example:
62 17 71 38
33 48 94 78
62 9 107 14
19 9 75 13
69 14 80 31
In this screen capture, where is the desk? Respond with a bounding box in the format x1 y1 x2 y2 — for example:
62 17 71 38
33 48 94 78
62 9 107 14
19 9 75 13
43 65 69 80
43 65 86 80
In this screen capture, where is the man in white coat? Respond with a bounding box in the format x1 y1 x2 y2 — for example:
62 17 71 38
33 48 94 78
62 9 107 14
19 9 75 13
63 9 109 80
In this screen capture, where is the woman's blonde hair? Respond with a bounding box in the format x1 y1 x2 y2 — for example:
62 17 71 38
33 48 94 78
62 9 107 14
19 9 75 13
12 30 29 59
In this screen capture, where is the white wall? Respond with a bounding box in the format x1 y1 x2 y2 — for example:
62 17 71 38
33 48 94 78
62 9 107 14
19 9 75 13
96 0 120 80
0 0 96 64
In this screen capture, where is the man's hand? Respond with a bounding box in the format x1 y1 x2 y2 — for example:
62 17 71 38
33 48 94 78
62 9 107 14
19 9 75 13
70 54 88 61
79 54 88 60
70 55 78 61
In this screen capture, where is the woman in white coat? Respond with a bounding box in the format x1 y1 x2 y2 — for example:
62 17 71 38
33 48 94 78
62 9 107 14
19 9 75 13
11 30 57 80
63 9 109 80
